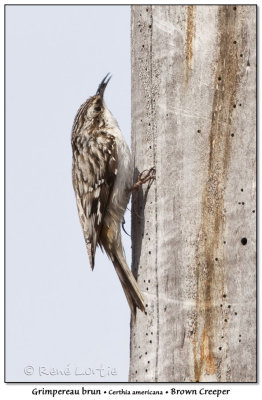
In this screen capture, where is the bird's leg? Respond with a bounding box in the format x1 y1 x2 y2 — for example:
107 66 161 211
130 167 156 192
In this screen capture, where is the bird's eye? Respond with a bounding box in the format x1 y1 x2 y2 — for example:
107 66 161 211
94 106 101 112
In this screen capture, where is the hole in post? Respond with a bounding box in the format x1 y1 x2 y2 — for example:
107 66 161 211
241 237 247 245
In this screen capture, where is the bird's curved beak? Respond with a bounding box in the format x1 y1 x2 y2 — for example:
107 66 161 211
96 73 112 98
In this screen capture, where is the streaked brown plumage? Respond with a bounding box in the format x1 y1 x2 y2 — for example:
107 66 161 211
71 74 145 320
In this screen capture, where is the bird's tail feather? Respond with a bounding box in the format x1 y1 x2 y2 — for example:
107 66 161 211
112 252 145 321
86 241 94 270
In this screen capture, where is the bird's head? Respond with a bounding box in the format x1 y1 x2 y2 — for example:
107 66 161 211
85 73 111 121
72 73 113 137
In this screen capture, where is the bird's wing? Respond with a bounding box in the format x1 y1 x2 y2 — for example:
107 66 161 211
72 132 118 269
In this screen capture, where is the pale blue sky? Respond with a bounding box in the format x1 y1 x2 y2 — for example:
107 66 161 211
6 5 131 382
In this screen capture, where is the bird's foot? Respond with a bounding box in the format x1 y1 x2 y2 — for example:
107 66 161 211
131 167 156 192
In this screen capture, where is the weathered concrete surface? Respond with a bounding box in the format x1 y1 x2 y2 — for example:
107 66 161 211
130 5 256 382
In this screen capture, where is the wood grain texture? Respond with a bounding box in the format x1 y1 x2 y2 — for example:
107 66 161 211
130 5 256 382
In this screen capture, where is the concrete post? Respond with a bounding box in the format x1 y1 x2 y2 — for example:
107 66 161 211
130 5 256 382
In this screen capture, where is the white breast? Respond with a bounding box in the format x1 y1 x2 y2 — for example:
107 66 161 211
103 107 133 218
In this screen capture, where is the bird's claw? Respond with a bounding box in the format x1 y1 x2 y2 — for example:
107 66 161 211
131 167 156 191
122 218 130 237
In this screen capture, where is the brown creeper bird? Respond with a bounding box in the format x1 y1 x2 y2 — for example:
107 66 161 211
71 74 153 319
